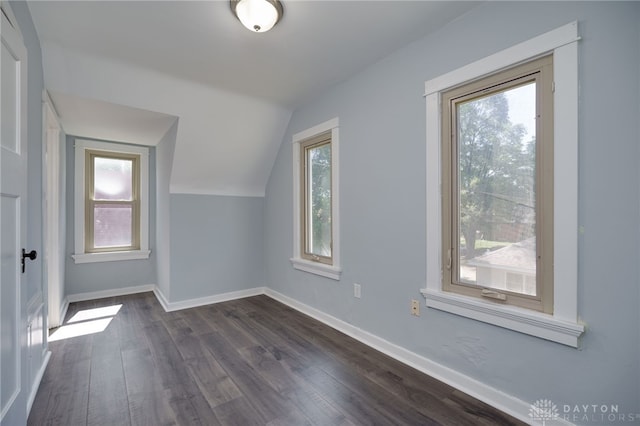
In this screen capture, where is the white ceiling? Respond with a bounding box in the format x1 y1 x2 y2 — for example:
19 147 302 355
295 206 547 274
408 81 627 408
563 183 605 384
28 0 478 196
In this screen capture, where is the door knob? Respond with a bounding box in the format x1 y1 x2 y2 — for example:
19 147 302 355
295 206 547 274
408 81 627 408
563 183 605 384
21 249 37 273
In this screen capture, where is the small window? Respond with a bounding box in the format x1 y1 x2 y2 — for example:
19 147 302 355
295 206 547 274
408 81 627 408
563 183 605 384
73 139 150 264
291 118 341 280
85 150 140 252
441 55 553 313
300 132 332 264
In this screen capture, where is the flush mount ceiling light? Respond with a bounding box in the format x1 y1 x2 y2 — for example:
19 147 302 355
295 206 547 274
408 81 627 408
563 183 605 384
230 0 284 33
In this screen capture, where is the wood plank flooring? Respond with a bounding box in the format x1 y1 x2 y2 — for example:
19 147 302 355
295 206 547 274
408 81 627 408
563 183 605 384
28 292 525 426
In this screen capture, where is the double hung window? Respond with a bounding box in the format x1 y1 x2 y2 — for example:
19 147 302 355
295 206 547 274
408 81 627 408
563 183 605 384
73 139 150 263
85 150 140 252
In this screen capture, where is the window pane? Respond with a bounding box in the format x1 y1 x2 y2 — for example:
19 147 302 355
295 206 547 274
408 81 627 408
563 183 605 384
94 204 132 248
306 143 332 257
94 157 133 200
456 82 537 296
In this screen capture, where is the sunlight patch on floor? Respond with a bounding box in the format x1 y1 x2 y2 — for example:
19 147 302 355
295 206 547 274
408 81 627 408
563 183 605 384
49 317 113 341
49 303 123 341
68 304 122 323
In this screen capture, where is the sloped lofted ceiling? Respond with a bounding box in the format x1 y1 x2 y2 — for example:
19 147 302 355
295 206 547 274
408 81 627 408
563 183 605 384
28 0 478 196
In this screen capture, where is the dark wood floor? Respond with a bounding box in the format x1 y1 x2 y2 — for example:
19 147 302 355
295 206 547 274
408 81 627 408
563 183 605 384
28 292 525 426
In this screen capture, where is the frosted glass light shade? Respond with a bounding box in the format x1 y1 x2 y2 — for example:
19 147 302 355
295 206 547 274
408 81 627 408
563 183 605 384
231 0 283 33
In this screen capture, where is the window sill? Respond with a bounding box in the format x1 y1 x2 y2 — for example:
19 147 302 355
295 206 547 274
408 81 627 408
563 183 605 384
72 250 151 264
421 288 584 347
290 258 341 280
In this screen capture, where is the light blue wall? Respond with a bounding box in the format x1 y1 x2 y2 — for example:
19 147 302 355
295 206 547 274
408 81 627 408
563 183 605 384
169 194 264 301
265 1 640 416
64 136 157 295
155 121 177 299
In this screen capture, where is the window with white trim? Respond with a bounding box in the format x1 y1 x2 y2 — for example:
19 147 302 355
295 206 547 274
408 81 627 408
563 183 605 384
300 132 333 264
73 140 150 264
291 118 341 280
422 22 584 347
441 55 553 313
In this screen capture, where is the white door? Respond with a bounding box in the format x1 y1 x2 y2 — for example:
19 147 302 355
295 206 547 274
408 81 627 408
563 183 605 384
1 8 28 426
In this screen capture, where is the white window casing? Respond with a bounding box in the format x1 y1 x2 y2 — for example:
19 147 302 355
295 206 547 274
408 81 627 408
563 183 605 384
291 118 341 280
72 139 150 264
422 22 584 347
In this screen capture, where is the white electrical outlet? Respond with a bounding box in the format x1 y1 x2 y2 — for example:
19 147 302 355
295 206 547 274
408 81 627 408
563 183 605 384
411 299 420 316
354 283 361 298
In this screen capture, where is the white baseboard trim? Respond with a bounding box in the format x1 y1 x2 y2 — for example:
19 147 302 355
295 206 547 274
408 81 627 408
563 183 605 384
27 350 51 416
66 284 156 304
263 288 573 426
154 286 266 312
153 286 171 312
